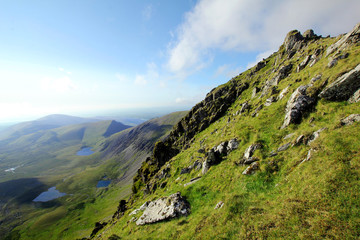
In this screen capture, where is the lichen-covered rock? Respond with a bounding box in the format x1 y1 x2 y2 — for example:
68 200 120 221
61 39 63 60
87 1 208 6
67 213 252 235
326 23 360 56
215 141 228 155
252 87 260 98
277 142 291 152
282 85 315 129
202 160 210 175
319 64 360 101
340 114 360 126
278 86 290 100
242 162 260 175
307 128 327 145
265 96 277 106
214 201 224 209
251 104 263 117
243 143 262 162
297 55 311 72
303 29 318 39
227 138 240 152
348 89 360 103
239 101 250 115
284 30 304 54
136 192 190 225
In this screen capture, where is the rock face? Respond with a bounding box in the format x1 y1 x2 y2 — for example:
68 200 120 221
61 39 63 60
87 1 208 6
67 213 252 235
284 30 304 54
136 192 190 225
326 23 360 56
282 85 315 129
319 64 360 101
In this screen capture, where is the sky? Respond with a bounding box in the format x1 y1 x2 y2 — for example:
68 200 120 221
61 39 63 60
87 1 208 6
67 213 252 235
0 0 359 123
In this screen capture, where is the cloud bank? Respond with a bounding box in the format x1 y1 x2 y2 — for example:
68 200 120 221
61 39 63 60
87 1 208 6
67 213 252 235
167 0 360 74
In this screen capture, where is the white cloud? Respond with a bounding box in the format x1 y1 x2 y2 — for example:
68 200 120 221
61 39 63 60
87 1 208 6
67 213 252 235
134 75 147 86
167 0 360 74
41 76 77 93
115 73 128 82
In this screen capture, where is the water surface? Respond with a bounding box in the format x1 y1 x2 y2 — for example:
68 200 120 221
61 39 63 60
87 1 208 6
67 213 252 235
33 187 67 202
97 180 111 188
77 147 94 156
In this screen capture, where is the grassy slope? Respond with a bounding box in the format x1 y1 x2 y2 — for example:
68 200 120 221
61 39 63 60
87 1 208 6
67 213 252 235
97 36 360 239
6 111 187 240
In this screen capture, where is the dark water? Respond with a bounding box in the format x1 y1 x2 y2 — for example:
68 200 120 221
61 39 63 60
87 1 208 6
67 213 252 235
33 187 66 202
96 180 111 188
76 147 94 156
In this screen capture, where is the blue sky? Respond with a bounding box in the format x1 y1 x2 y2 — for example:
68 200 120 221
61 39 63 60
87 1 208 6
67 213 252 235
0 0 359 123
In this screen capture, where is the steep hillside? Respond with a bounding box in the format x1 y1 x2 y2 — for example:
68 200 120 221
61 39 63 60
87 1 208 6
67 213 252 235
3 111 187 240
94 24 360 239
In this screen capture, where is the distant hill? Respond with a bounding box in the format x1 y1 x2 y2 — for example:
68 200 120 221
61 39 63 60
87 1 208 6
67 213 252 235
0 114 100 141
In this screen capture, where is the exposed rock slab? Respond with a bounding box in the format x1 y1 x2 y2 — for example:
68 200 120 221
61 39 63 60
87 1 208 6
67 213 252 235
307 128 327 145
319 64 360 101
348 89 360 103
282 85 315 128
326 23 360 56
243 143 262 163
227 138 240 152
136 192 190 225
242 162 260 175
340 114 360 126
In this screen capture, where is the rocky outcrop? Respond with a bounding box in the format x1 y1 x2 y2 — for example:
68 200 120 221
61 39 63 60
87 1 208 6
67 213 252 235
242 162 260 175
297 55 311 72
112 200 127 219
278 86 290 100
327 53 349 68
282 85 315 129
319 64 360 101
227 139 240 152
136 192 190 225
184 177 201 187
284 30 304 54
242 143 262 164
277 142 291 152
340 114 360 126
307 128 327 145
326 23 360 57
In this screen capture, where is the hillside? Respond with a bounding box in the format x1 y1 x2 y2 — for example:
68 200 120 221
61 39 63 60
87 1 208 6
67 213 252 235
91 24 360 239
2 111 187 240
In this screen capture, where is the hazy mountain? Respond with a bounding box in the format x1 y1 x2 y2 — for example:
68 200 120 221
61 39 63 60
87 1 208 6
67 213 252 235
0 114 100 141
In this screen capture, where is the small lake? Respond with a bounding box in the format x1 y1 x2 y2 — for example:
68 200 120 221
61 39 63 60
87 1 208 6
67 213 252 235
97 180 111 188
77 147 94 156
33 187 67 202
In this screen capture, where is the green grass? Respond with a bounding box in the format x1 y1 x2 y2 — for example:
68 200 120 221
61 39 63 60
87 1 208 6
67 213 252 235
96 36 360 239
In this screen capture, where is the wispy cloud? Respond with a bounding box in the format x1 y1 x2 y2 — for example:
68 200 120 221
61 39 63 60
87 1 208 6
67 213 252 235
142 4 153 21
167 0 360 75
134 75 147 86
115 73 128 82
41 76 77 93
